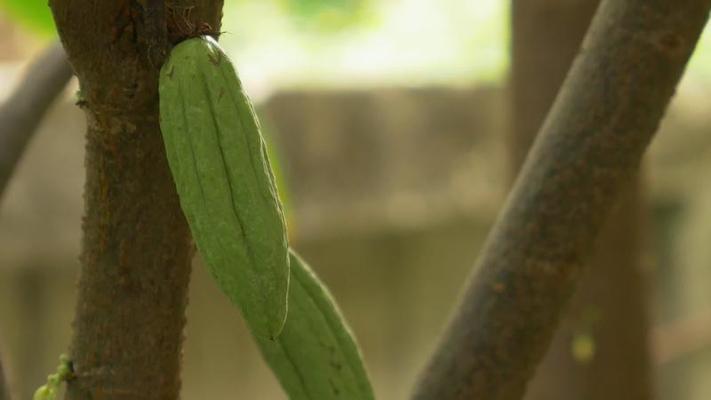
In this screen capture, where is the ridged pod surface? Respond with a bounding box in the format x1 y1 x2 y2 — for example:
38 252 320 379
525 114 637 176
257 250 375 400
159 36 289 339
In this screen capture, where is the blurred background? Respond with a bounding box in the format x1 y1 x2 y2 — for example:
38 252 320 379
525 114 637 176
1 0 711 399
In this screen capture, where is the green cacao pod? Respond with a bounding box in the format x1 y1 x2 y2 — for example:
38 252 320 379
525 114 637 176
159 36 289 339
257 250 376 400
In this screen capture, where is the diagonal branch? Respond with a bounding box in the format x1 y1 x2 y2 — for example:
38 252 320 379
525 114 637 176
0 41 73 200
513 2 652 399
411 0 711 399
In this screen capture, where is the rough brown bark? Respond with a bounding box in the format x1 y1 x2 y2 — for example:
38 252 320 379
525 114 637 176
410 0 710 399
511 2 653 399
0 42 72 201
524 187 652 400
48 1 223 398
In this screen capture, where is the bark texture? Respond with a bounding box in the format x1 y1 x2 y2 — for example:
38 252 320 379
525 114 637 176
411 0 710 399
511 1 652 399
524 187 652 400
48 1 223 398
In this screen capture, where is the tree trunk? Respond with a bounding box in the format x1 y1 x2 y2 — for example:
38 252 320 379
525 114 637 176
410 0 710 398
511 2 653 399
48 2 223 398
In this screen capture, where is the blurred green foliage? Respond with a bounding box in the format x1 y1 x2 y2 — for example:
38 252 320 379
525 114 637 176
220 0 509 87
277 0 372 30
4 0 706 90
0 0 369 38
688 25 711 83
0 0 55 36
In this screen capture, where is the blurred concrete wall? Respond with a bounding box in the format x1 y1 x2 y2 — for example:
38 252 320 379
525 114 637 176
0 86 504 399
1 82 711 399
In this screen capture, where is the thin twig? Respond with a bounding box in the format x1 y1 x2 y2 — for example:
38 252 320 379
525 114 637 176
0 41 73 200
411 0 711 399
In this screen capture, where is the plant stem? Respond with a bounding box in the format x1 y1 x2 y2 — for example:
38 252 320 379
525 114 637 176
511 2 652 399
48 1 224 398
